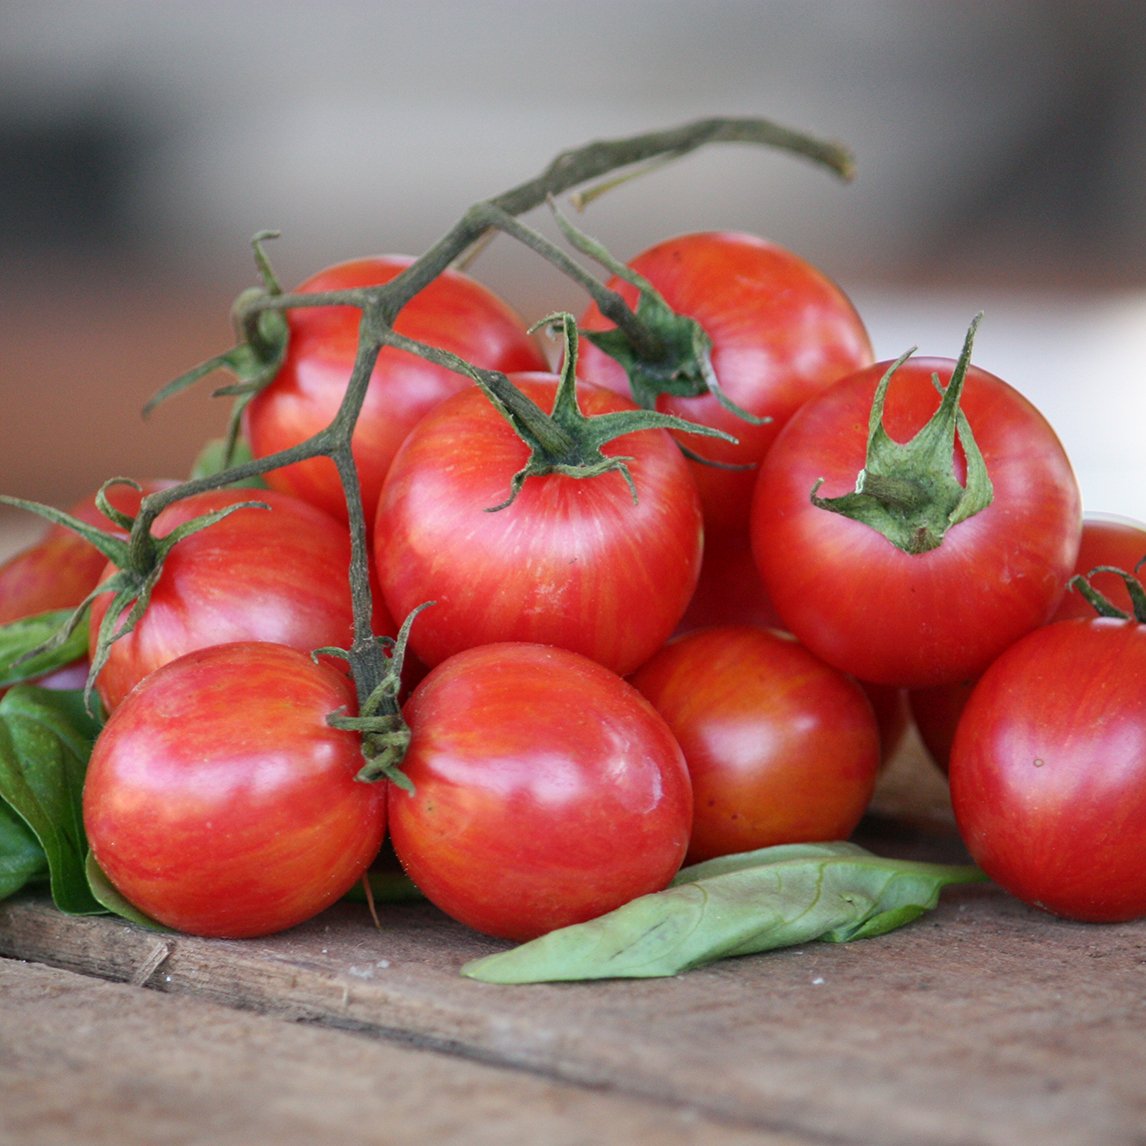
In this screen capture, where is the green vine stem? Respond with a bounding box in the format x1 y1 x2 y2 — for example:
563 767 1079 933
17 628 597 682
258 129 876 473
62 116 855 750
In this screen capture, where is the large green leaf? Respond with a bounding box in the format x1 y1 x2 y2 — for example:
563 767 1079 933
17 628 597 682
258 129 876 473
462 842 987 984
0 686 103 913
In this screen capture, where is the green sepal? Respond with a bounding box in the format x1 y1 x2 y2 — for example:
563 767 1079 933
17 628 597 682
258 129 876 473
811 314 994 555
1068 561 1146 622
461 841 987 984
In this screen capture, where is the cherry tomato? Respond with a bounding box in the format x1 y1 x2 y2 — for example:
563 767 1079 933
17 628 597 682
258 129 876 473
948 616 1146 922
576 231 873 537
910 512 1146 773
629 625 880 864
243 256 547 524
751 354 1082 688
388 642 692 941
88 488 368 711
0 480 177 624
84 641 386 938
374 373 704 676
1051 512 1146 622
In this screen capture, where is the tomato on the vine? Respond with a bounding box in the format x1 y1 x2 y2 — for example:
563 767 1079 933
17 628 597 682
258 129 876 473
388 641 692 941
243 256 547 524
88 488 373 711
948 600 1146 923
84 641 386 938
576 231 874 537
751 327 1082 688
374 371 704 676
629 625 880 864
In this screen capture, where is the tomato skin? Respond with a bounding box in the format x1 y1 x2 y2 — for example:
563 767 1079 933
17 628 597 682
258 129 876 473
87 488 365 711
243 256 546 524
83 642 386 938
576 231 873 537
751 357 1082 688
0 480 177 624
388 642 693 941
948 618 1146 922
374 374 704 676
629 625 880 864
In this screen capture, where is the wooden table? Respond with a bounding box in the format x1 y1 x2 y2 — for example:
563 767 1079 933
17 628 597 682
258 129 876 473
2 736 1143 1146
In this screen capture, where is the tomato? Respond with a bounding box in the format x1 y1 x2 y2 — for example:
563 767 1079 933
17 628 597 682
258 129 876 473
751 352 1082 688
910 512 1146 773
243 256 547 525
0 480 177 624
388 642 692 941
87 488 369 711
84 641 385 937
1051 512 1146 622
374 373 704 676
576 231 873 537
629 625 879 863
674 533 908 766
948 616 1146 922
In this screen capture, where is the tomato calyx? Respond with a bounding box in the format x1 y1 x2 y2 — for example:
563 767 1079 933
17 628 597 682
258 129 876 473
1068 561 1146 622
552 206 766 447
811 313 994 555
471 312 734 511
323 604 432 791
0 480 268 711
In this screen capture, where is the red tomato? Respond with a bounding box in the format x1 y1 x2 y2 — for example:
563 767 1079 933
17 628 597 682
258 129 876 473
576 231 873 537
1051 512 1146 622
629 625 880 863
374 373 704 676
87 488 367 711
948 616 1146 922
243 256 547 524
910 512 1146 773
84 641 386 938
751 354 1082 688
0 480 177 624
388 642 693 941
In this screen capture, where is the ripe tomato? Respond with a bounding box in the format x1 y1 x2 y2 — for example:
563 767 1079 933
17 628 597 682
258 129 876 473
576 231 873 537
88 488 368 711
629 625 880 863
910 512 1146 772
374 373 704 676
84 641 386 938
751 352 1082 688
0 480 177 624
948 615 1146 922
1050 512 1146 622
243 256 547 525
388 642 692 941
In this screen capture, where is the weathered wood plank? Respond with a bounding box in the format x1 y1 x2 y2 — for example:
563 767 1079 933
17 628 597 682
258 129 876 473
0 959 790 1146
2 739 1143 1145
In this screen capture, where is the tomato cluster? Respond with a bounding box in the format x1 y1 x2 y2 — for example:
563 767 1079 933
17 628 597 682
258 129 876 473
3 218 1144 944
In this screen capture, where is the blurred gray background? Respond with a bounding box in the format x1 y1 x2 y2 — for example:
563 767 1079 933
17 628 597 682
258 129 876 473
2 0 1145 538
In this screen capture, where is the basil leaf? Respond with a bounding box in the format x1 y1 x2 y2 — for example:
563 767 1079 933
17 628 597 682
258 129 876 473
84 852 170 930
0 685 103 913
0 609 90 689
461 842 988 984
0 796 47 899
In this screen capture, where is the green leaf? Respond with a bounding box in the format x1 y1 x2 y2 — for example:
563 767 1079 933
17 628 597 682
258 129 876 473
0 797 47 900
84 852 171 930
0 609 90 689
461 842 987 984
0 686 104 913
